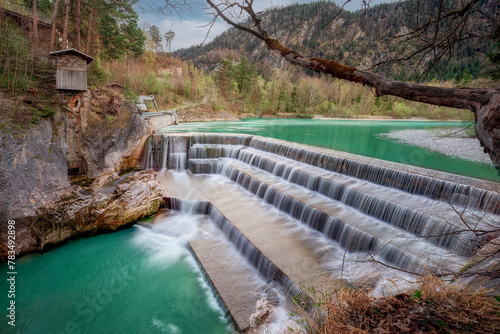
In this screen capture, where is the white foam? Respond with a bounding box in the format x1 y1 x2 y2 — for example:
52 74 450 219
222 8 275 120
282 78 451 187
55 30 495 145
132 213 202 269
151 318 182 334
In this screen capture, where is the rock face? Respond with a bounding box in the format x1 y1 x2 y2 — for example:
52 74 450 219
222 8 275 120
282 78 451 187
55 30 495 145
0 118 70 220
63 89 150 178
0 171 163 259
81 111 149 177
0 89 166 261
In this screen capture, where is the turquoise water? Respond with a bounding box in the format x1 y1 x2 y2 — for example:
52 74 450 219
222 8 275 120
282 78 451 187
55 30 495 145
0 215 232 334
159 118 500 182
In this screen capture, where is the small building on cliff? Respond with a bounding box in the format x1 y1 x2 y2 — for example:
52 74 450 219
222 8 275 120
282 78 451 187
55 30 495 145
50 49 94 91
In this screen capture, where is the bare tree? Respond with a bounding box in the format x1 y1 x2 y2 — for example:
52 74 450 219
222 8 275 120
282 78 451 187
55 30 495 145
62 0 71 49
202 0 500 171
32 0 39 50
49 0 60 52
373 0 500 77
75 0 81 49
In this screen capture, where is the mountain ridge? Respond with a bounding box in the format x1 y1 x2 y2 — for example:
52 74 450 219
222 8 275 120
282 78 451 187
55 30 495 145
176 0 492 82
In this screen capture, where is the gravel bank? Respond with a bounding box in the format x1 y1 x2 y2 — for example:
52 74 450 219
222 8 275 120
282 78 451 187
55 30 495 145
380 128 491 163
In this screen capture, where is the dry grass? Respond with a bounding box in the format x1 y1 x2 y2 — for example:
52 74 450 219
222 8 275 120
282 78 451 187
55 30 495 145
291 275 500 333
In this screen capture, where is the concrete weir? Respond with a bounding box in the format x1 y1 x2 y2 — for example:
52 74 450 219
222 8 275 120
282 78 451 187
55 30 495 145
147 133 500 332
189 239 264 332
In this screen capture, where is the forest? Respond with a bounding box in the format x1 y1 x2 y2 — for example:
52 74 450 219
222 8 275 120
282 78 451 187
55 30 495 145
0 0 498 129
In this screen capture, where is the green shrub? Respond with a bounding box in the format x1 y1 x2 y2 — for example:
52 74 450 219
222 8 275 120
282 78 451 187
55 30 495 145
88 57 111 86
39 106 57 118
392 102 412 118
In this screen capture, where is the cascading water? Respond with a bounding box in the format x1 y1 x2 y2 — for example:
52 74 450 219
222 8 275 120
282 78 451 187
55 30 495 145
147 135 498 268
140 133 499 329
169 136 188 171
142 134 167 170
169 198 308 303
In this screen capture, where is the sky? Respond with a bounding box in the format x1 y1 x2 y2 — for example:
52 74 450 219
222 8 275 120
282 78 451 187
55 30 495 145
136 0 388 51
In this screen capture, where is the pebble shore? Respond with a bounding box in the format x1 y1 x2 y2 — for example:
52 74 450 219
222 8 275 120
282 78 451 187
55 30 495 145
381 128 491 163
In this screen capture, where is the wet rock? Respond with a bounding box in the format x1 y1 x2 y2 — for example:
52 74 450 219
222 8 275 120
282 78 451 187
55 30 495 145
355 272 381 290
477 236 500 257
249 298 276 331
0 171 162 260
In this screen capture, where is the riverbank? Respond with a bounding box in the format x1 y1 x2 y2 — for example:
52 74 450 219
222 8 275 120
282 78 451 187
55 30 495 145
381 127 491 164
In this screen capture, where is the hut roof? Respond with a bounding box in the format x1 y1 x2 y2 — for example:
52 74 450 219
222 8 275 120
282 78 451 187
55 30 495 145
49 49 94 64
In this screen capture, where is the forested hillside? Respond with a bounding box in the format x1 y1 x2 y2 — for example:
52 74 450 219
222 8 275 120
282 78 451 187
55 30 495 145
178 0 495 82
0 0 493 123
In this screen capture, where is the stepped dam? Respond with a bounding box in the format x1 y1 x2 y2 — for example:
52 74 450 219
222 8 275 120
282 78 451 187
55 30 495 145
142 133 500 332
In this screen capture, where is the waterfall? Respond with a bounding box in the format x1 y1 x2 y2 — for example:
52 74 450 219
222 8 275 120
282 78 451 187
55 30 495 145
248 138 500 214
170 198 210 215
168 136 188 171
168 198 310 305
146 134 498 278
190 134 252 146
161 136 168 170
188 144 244 160
206 205 309 303
141 136 154 170
232 148 480 254
141 135 168 170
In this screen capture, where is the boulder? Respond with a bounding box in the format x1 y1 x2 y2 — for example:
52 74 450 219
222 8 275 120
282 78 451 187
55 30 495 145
0 170 163 260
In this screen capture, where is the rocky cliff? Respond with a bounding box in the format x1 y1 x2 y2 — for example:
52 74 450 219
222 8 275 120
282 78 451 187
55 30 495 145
0 118 70 220
1 171 163 257
0 89 170 260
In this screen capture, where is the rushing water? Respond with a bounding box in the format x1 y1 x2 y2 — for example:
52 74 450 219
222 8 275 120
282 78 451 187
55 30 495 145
0 215 233 334
4 119 498 334
158 119 500 182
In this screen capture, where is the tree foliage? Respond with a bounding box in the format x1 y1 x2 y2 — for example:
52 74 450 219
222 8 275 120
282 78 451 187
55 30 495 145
176 0 497 83
148 24 163 52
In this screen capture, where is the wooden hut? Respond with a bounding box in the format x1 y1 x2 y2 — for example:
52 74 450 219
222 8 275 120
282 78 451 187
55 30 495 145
50 49 94 91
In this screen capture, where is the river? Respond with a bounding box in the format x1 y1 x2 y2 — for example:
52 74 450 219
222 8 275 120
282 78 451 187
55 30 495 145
159 118 499 182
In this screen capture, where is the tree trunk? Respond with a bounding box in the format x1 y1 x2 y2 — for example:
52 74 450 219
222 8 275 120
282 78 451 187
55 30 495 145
85 9 93 55
49 0 59 52
75 0 81 49
32 0 38 50
62 0 71 49
206 0 500 171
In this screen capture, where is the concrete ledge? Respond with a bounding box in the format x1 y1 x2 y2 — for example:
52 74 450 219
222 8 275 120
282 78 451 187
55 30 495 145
139 110 178 132
189 239 265 333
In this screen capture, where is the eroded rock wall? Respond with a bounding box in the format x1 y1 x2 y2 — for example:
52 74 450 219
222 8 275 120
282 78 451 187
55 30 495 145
0 118 70 220
62 89 151 178
0 89 168 260
0 171 163 259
